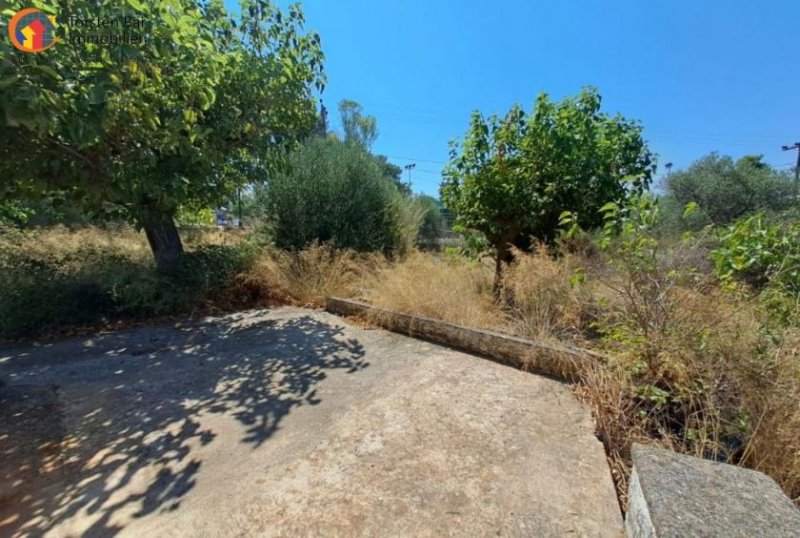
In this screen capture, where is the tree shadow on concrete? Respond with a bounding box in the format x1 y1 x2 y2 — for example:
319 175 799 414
0 311 367 537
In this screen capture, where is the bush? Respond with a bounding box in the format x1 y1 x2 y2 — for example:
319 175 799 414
666 154 796 228
256 138 417 254
0 228 258 339
570 194 800 507
712 213 800 295
415 195 444 247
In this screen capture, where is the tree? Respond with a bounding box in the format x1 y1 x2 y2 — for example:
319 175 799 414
665 153 796 227
415 194 444 246
310 99 329 138
336 99 409 193
373 154 411 195
255 137 415 253
441 88 655 291
0 0 325 270
338 99 378 149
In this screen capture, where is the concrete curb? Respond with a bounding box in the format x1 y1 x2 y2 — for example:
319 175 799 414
325 297 607 381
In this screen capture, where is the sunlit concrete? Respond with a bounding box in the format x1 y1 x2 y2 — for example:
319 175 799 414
0 307 622 537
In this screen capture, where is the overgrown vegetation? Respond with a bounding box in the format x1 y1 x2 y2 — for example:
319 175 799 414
254 137 421 254
0 227 258 338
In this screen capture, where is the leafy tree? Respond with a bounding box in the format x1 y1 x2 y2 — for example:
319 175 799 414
415 194 443 245
374 154 411 195
338 99 378 149
666 153 796 227
0 0 325 270
441 88 655 291
255 137 414 253
335 99 409 193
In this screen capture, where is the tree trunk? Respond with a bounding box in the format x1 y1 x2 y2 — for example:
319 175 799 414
143 212 184 272
493 245 504 298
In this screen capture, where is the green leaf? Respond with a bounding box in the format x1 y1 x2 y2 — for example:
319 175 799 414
126 0 148 13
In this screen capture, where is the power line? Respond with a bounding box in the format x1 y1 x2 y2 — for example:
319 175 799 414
385 155 447 165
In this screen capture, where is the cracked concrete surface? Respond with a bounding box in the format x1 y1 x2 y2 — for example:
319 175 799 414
0 307 622 537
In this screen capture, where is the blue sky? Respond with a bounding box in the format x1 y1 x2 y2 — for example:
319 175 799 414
237 0 800 196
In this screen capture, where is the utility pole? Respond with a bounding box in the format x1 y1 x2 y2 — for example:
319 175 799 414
782 142 800 184
404 163 416 186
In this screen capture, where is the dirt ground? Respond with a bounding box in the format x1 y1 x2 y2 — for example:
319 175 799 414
0 307 622 537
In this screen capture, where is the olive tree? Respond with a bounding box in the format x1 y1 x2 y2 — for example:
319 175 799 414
0 0 325 269
666 153 796 227
441 88 655 291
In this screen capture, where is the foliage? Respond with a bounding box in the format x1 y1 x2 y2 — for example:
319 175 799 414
338 99 378 149
0 0 325 267
442 87 655 289
255 137 416 253
415 194 444 245
335 99 409 193
666 154 797 227
176 206 215 227
0 233 257 339
0 201 33 227
712 213 800 301
374 154 411 195
558 195 800 504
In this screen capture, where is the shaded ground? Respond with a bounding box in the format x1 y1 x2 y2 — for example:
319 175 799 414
0 307 621 537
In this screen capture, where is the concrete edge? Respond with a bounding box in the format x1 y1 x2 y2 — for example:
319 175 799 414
325 297 608 381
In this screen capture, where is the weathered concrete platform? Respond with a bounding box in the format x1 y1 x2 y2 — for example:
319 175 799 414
626 444 800 538
0 307 622 537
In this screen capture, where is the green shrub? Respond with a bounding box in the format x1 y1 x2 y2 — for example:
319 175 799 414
256 138 416 253
712 213 800 296
0 236 258 339
667 154 796 227
415 195 444 247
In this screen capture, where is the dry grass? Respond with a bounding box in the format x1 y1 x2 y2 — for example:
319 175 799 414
503 246 593 343
0 224 249 261
353 242 800 509
571 254 800 509
239 243 385 307
738 328 800 502
362 253 505 330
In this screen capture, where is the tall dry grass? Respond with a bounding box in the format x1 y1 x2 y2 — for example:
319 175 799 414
569 242 800 509
239 243 385 307
0 224 249 261
502 245 593 343
362 253 505 330
354 242 800 508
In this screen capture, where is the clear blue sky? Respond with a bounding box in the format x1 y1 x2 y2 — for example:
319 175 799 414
237 0 800 196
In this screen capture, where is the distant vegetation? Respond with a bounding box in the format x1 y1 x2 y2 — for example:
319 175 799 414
658 153 797 232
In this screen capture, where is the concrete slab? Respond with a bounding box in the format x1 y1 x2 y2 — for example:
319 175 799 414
626 444 800 538
0 307 622 537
